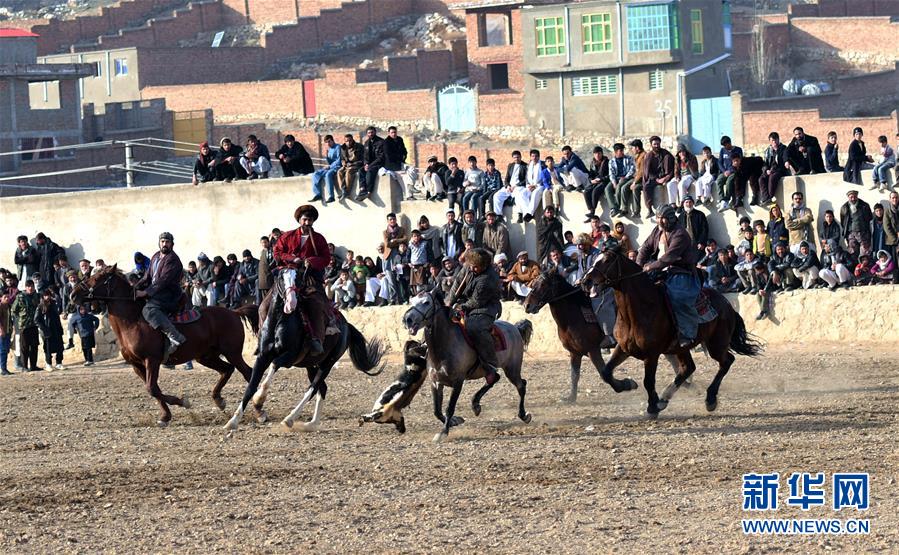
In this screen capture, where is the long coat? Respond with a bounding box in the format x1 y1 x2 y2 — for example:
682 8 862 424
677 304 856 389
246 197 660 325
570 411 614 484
258 248 273 290
843 139 867 185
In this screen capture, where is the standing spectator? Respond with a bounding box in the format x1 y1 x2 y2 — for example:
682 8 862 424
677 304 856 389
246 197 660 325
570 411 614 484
11 279 40 372
819 239 852 290
715 136 743 212
871 135 896 190
382 212 408 261
610 220 634 253
607 143 636 218
677 196 709 253
441 210 464 261
642 136 675 219
67 305 100 367
491 151 527 216
505 251 540 299
383 126 407 171
257 236 273 304
360 126 385 202
481 210 511 261
276 134 314 178
34 232 64 288
461 210 482 246
840 190 873 255
407 231 431 296
670 145 698 208
872 204 887 255
785 191 815 254
192 141 215 185
558 145 590 191
423 156 450 202
0 284 14 375
77 259 92 281
444 157 465 214
791 241 820 289
386 242 411 303
752 219 773 260
462 156 487 217
14 235 39 282
337 134 364 200
765 205 788 247
785 127 825 175
480 158 503 217
583 146 610 221
536 205 564 263
824 131 843 173
35 289 65 370
758 132 787 206
884 192 899 280
819 210 842 251
515 149 549 223
240 134 272 180
191 253 213 307
212 137 246 182
418 215 443 260
310 135 341 204
843 127 873 186
694 146 719 205
55 256 73 291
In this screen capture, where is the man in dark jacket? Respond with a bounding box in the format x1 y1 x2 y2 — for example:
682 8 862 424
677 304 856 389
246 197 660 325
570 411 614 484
14 235 39 282
257 236 274 304
786 127 826 175
212 137 246 181
536 205 564 263
767 241 798 291
238 249 259 289
636 205 699 346
135 232 187 356
275 134 314 177
446 248 502 385
757 132 788 206
441 210 464 261
884 191 899 280
360 126 385 202
676 196 709 253
34 232 64 288
383 126 407 171
840 189 873 255
642 136 675 220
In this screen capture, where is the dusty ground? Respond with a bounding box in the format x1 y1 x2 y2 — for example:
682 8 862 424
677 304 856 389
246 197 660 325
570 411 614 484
1 344 897 553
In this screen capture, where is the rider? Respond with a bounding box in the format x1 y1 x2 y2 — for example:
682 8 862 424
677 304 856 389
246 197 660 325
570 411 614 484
272 204 331 355
446 247 502 385
636 204 700 347
135 232 187 356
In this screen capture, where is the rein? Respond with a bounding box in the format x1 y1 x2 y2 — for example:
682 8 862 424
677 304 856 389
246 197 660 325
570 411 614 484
589 252 644 286
543 286 584 304
78 275 136 302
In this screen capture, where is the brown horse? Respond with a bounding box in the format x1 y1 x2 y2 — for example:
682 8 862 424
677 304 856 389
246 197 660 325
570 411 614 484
522 271 680 404
583 249 763 417
71 265 260 426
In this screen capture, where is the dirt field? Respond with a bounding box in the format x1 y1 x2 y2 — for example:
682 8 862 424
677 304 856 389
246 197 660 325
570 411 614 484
1 344 896 553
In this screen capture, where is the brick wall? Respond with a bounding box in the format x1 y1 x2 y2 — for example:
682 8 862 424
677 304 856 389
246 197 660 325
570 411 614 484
788 16 899 70
788 0 899 17
141 79 305 119
315 70 438 127
136 47 268 87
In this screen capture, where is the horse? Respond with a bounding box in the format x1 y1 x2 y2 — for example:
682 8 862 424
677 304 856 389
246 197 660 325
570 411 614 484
583 249 763 417
377 288 533 442
71 265 260 426
224 268 385 434
522 270 681 404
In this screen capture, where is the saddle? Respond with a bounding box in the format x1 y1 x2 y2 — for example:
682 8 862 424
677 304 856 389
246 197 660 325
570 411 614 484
658 285 718 325
167 293 202 324
454 318 508 352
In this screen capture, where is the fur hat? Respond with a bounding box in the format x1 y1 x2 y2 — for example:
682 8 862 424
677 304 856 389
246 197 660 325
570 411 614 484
465 248 492 269
294 204 319 222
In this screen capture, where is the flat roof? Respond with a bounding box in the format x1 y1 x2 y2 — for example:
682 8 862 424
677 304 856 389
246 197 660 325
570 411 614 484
0 29 39 38
0 63 96 80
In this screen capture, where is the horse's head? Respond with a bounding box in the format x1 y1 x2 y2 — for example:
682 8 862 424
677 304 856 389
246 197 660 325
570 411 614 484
522 271 561 314
403 289 441 335
71 264 129 307
583 247 629 289
359 340 428 433
279 269 298 314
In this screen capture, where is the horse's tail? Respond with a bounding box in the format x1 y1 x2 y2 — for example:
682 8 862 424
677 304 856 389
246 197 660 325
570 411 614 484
346 323 386 376
729 312 764 357
234 304 259 336
514 319 534 351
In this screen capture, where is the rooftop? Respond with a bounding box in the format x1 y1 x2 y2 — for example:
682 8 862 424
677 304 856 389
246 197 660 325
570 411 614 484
0 63 96 80
0 29 40 38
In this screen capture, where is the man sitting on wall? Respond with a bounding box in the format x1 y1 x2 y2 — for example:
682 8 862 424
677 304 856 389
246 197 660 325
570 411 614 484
212 137 246 182
240 134 272 180
275 134 314 178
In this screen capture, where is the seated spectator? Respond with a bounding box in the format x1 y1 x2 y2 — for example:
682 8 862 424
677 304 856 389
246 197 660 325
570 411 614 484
542 156 564 210
715 136 742 212
871 250 895 284
610 220 634 253
331 269 357 309
240 135 272 180
444 157 465 214
819 239 852 291
735 250 762 294
67 304 100 367
583 146 610 220
238 250 258 289
790 241 820 290
210 256 231 306
558 145 590 192
627 250 638 262
276 134 314 178
213 137 246 182
191 253 213 307
363 256 389 307
359 126 385 202
694 146 719 205
872 135 896 191
544 248 577 283
491 151 527 218
670 144 698 207
819 209 841 251
337 134 364 200
562 230 578 258
311 135 341 204
480 159 504 217
607 143 636 219
323 256 341 296
853 254 874 286
731 153 764 211
461 156 487 218
192 142 215 185
824 131 843 173
785 127 825 176
706 248 741 293
767 241 798 292
228 273 255 308
424 156 450 202
515 150 549 224
505 251 540 299
757 132 787 206
696 239 719 282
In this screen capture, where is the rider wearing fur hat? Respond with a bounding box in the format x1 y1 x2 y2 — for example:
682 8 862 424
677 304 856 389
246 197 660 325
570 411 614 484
446 247 502 385
135 232 187 356
636 205 700 347
272 205 331 354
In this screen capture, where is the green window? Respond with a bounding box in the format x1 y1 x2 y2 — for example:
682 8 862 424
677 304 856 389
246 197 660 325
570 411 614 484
691 9 704 54
536 16 566 57
626 3 680 52
582 13 612 53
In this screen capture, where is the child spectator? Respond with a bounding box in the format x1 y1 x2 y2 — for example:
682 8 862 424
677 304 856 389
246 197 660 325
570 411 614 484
872 135 896 191
871 250 895 284
736 250 761 293
331 269 357 309
853 254 874 286
819 239 852 291
444 157 465 214
819 210 842 250
462 156 487 218
392 242 411 302
752 220 772 260
824 131 842 173
791 241 821 289
408 230 430 296
481 159 504 217
35 289 65 370
736 228 754 258
67 305 100 366
872 203 887 254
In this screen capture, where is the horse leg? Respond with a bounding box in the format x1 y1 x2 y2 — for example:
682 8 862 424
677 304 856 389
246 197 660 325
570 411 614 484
145 359 188 427
197 355 235 411
660 352 697 405
251 364 277 409
561 353 582 404
224 351 274 433
643 356 663 418
432 382 446 423
471 378 499 417
505 365 532 424
302 383 327 432
433 382 464 443
595 346 638 393
705 351 735 412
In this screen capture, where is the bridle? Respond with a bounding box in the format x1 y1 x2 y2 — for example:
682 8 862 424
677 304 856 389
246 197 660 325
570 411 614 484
533 273 584 306
407 291 437 325
74 273 135 302
586 251 644 287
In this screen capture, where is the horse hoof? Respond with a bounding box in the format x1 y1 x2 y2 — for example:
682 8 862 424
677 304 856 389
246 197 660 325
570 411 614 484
181 395 191 410
223 420 238 433
300 421 321 432
656 399 669 412
433 432 447 443
521 412 532 424
623 378 638 391
645 410 659 420
449 416 465 427
280 418 294 432
395 418 406 434
213 397 226 411
156 419 169 428
471 403 481 417
251 393 266 407
255 409 269 424
706 400 718 412
559 395 576 405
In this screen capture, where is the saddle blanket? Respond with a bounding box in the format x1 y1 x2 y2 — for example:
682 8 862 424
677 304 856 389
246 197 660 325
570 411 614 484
325 306 344 336
580 306 598 325
696 289 718 324
458 322 508 352
170 309 201 324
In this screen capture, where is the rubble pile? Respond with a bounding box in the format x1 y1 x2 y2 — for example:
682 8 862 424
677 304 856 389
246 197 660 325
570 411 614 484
0 0 116 21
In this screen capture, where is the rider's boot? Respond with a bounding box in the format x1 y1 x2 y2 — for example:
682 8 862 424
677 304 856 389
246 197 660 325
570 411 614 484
307 337 324 356
160 321 186 356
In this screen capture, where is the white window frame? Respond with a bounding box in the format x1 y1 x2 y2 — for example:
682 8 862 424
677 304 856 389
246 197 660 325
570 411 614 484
535 78 548 90
649 69 664 91
572 75 617 96
114 58 128 77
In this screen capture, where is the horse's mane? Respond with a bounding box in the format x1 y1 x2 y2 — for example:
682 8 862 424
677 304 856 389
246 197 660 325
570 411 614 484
543 270 591 308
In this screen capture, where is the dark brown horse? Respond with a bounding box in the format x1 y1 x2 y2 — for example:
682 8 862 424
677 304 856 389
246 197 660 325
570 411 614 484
583 249 763 417
522 271 679 404
71 265 260 426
